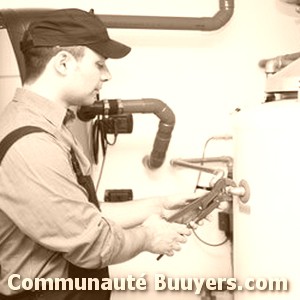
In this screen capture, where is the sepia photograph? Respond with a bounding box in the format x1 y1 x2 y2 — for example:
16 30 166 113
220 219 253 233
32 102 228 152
0 1 299 299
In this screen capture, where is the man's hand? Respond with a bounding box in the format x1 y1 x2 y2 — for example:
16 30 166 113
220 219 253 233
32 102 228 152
159 190 209 225
141 215 192 256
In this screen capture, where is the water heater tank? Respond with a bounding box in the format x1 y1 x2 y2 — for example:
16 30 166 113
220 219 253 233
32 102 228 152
233 99 300 299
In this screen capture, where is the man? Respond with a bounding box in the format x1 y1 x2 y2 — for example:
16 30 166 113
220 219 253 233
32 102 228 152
0 8 201 300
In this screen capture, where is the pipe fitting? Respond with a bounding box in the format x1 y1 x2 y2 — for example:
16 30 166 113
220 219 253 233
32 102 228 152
259 52 300 75
226 179 250 203
77 98 175 169
196 0 234 31
226 186 245 197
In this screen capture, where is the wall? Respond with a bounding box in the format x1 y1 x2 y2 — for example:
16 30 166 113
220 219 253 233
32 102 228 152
1 1 300 299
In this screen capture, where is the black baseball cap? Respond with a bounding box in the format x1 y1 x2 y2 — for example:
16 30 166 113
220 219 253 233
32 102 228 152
20 8 131 59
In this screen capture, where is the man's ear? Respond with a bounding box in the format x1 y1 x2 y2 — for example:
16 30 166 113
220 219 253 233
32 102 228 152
53 51 76 75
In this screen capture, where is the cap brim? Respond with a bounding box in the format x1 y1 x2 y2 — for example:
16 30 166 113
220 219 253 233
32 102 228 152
89 39 131 59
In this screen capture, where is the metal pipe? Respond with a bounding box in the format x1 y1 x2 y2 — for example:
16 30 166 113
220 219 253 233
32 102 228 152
186 156 233 179
259 51 300 74
170 158 224 174
99 0 234 31
170 156 233 177
170 158 225 186
0 2 234 32
0 4 234 83
77 98 175 169
226 186 245 197
227 179 250 204
179 156 233 167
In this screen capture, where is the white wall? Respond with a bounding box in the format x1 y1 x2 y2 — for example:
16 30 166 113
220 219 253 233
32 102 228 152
1 1 300 299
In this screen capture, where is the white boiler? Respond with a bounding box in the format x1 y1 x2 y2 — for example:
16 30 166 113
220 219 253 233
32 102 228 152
232 99 300 299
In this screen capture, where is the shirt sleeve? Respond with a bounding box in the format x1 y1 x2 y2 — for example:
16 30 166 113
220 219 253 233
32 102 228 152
0 132 125 269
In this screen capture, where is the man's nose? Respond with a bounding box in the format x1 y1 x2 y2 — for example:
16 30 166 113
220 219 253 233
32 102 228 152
100 65 112 82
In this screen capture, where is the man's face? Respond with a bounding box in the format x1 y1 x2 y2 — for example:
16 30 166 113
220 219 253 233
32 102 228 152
65 47 111 106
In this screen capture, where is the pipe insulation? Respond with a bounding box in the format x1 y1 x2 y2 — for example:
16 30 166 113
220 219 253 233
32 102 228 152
77 99 176 169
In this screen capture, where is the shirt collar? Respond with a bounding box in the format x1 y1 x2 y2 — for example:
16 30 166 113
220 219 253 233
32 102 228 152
14 88 69 128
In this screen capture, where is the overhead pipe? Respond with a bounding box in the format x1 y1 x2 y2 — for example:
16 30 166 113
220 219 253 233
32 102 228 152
77 99 175 169
0 3 234 82
98 0 234 31
0 1 234 32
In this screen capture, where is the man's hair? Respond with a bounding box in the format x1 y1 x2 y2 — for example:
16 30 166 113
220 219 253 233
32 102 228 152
23 46 85 83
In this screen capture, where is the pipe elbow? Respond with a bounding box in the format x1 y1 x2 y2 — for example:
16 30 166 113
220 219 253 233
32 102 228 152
140 99 175 169
259 52 300 74
77 98 176 170
213 10 234 29
196 0 234 31
197 13 233 31
144 98 175 126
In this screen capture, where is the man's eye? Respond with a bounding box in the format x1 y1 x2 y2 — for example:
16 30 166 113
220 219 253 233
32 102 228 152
96 62 105 69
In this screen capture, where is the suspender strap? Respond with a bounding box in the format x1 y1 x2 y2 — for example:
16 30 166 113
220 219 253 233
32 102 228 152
69 148 100 209
68 147 110 298
0 126 111 300
0 126 100 209
0 126 48 165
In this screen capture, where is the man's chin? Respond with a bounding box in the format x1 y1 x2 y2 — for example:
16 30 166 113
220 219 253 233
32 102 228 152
81 97 97 106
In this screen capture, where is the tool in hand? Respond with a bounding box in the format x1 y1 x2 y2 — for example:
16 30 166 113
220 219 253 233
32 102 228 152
157 177 236 260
